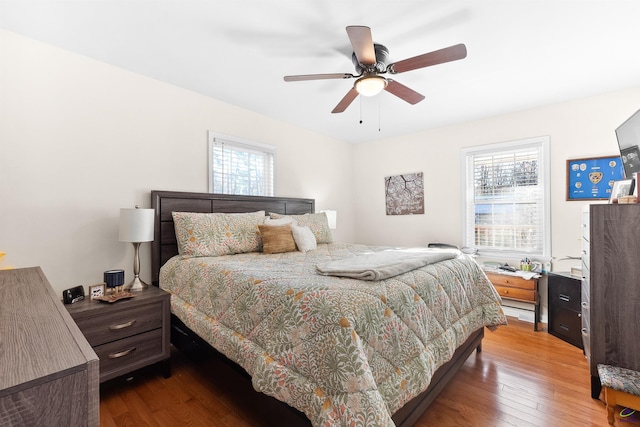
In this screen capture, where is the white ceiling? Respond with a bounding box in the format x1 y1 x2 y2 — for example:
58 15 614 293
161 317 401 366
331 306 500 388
2 1 640 143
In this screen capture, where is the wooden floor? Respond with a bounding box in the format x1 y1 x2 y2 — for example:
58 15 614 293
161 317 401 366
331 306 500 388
99 318 637 426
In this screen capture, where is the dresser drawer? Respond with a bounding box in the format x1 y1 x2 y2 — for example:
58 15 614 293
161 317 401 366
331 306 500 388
74 301 163 346
581 297 590 334
94 328 163 381
486 273 536 290
582 238 590 272
493 285 536 302
581 276 590 304
582 325 591 366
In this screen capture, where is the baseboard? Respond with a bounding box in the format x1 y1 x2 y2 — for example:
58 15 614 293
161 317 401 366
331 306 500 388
501 305 535 323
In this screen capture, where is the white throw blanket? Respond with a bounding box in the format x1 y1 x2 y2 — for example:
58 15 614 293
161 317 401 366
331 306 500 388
315 247 461 280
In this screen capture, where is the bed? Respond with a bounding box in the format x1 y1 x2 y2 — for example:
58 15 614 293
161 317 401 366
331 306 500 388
151 190 506 427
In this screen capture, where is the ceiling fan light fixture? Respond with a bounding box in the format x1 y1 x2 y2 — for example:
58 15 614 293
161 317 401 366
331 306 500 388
354 75 388 96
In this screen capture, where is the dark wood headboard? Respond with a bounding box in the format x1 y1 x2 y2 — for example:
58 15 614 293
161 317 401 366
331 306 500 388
150 191 315 286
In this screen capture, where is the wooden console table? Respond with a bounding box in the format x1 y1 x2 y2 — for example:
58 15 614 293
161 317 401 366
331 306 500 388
0 267 99 426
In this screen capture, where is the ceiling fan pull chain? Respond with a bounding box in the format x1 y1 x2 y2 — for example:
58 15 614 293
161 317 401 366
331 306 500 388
359 95 363 124
378 100 382 132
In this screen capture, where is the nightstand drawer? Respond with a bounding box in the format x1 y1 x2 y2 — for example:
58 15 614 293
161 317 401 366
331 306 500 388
94 328 163 381
74 301 163 346
493 285 536 302
486 273 536 290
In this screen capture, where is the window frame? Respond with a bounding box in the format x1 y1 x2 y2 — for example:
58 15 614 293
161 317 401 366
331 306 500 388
460 136 551 260
207 131 276 196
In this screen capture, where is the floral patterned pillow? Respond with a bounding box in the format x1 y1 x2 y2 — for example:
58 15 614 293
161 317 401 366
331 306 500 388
172 211 265 256
269 212 333 243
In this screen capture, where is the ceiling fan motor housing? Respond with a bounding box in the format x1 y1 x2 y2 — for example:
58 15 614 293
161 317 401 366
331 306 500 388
352 43 389 74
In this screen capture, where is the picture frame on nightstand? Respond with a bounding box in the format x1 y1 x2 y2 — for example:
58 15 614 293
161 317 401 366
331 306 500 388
88 283 105 300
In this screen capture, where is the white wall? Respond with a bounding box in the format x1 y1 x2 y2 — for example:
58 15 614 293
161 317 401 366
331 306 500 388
0 30 355 295
352 86 640 273
4 28 640 304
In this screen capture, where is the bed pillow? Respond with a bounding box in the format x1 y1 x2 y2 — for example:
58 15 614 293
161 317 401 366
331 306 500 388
258 223 297 254
263 217 293 226
172 211 265 256
269 212 333 243
291 225 317 252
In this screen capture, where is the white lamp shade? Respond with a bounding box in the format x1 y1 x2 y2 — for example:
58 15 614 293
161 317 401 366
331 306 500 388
119 207 154 242
321 210 337 229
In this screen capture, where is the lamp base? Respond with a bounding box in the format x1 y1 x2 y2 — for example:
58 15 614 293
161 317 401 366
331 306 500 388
124 276 148 292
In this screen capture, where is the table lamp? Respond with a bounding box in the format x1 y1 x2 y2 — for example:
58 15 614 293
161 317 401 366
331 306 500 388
119 205 154 291
321 209 337 229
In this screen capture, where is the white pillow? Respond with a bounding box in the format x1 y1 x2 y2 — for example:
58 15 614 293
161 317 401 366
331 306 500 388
291 225 317 252
264 217 294 226
269 212 333 243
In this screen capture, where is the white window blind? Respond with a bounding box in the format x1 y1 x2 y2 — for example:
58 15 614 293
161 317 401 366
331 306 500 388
208 132 275 196
461 137 550 258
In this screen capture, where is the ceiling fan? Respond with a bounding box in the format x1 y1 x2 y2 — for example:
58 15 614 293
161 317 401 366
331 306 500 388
284 26 467 114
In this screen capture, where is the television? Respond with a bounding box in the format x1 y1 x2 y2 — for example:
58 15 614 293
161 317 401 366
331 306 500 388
616 108 640 178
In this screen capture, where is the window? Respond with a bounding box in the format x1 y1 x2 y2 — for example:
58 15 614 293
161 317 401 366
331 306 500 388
461 136 550 258
208 131 275 196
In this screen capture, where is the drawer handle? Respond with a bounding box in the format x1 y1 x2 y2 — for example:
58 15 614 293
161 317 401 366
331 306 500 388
559 294 570 302
108 347 136 359
109 319 137 330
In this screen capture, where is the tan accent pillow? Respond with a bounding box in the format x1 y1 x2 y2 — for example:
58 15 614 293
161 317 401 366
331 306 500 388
258 224 297 254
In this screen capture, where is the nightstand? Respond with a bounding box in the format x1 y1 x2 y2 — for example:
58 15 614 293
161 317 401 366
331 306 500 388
65 285 171 383
485 271 540 331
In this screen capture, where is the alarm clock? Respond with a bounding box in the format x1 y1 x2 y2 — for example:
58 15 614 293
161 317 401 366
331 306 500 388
62 285 85 304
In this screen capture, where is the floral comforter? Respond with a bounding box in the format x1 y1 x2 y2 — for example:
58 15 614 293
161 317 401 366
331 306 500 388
159 243 506 426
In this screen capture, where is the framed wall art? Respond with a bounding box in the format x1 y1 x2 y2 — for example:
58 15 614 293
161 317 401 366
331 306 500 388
385 172 425 215
566 155 624 200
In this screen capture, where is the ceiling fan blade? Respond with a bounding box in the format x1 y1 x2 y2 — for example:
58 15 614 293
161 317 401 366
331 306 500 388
384 80 425 105
346 26 376 65
284 73 354 82
331 88 359 113
388 43 467 74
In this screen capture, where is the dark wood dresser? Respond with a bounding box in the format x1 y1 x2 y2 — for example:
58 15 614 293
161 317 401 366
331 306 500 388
0 267 99 426
547 272 583 349
65 285 171 383
585 204 640 398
